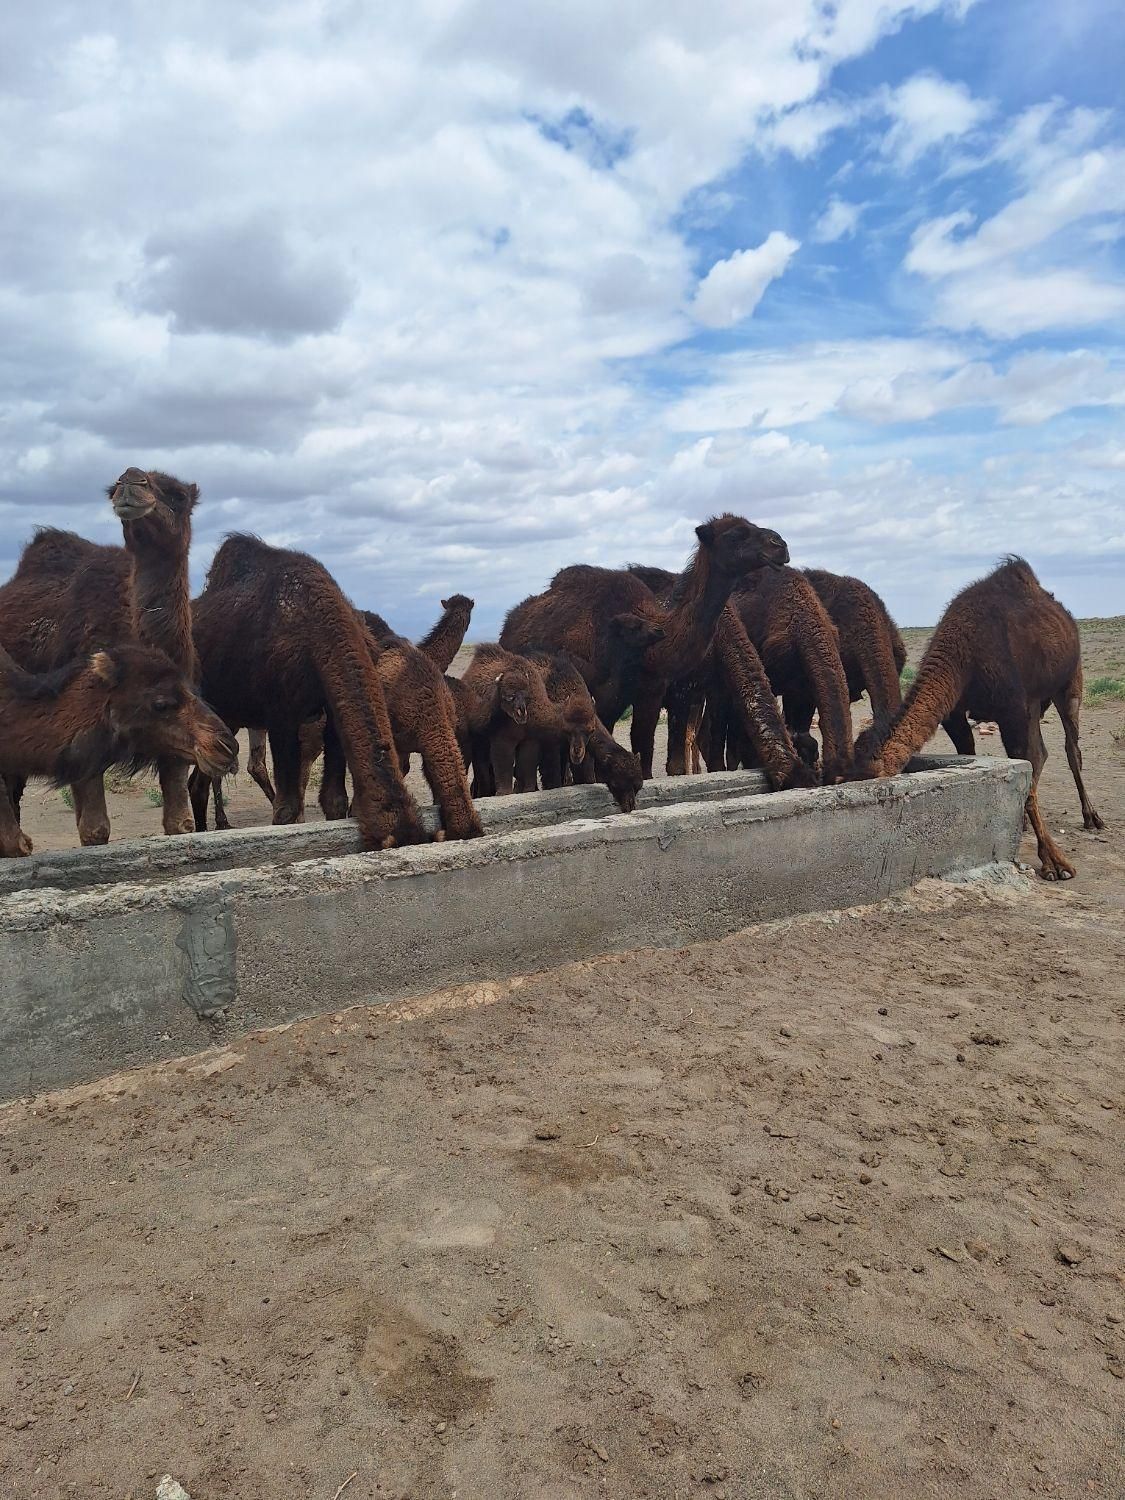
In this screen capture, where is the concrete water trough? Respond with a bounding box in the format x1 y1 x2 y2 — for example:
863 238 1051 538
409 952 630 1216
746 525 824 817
0 754 1031 1100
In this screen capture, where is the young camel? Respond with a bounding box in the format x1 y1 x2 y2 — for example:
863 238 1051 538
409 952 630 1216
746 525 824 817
0 643 236 860
107 468 200 836
0 530 140 845
417 595 475 673
500 514 789 778
459 644 589 797
853 557 1103 880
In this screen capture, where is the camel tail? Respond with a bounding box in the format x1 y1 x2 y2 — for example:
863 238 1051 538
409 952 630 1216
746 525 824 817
305 592 424 849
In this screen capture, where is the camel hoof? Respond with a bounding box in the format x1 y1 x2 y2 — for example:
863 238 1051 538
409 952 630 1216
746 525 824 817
1039 861 1076 882
163 818 196 837
78 827 110 847
1085 812 1105 831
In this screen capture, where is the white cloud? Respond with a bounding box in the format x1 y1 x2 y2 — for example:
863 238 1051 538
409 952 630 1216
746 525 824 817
932 268 1125 338
691 232 800 328
812 197 864 242
881 72 990 163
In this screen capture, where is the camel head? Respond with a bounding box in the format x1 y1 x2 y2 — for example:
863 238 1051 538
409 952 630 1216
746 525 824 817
850 724 887 779
496 668 530 726
609 613 666 654
91 645 238 778
603 745 643 813
108 468 200 529
696 514 789 577
440 594 475 614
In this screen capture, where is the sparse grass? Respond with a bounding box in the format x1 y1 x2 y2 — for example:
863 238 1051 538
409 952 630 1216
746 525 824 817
59 786 74 812
144 787 164 808
1085 676 1125 705
104 769 135 794
901 665 917 687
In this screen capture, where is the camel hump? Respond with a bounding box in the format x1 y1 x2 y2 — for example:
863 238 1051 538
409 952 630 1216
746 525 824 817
992 555 1041 593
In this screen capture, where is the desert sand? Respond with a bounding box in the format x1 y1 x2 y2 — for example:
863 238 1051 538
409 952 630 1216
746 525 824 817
2 624 1123 1499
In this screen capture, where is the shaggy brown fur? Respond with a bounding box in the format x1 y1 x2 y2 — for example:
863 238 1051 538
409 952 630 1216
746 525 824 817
0 529 140 845
501 650 599 794
418 594 475 673
626 565 816 789
716 567 854 782
189 536 424 850
107 468 200 835
853 558 1102 880
313 611 483 840
802 568 905 736
459 644 585 796
501 515 789 777
0 644 235 860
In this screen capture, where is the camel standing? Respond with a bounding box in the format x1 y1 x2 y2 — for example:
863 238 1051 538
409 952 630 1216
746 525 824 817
853 557 1103 880
107 468 201 835
501 514 792 779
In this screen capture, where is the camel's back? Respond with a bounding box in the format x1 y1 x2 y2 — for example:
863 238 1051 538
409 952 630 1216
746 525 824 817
942 559 1080 703
0 529 136 667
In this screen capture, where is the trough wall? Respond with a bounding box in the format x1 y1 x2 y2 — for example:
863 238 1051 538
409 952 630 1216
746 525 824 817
0 757 1031 1100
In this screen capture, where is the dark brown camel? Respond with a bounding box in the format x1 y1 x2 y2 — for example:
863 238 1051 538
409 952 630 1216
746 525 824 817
624 564 818 788
853 557 1102 880
189 535 425 851
0 643 236 860
0 529 139 844
703 566 854 782
107 468 200 835
458 644 588 797
311 610 483 840
499 650 599 794
418 594 475 673
801 568 905 739
501 514 789 778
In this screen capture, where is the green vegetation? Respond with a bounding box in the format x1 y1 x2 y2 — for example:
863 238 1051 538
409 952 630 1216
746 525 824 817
1085 676 1125 705
144 786 164 808
900 665 917 687
59 786 74 812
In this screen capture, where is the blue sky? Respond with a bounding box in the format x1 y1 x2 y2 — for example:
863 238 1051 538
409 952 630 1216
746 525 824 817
0 0 1122 633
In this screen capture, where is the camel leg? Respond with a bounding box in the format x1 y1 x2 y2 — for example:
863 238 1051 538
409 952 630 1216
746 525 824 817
0 777 32 858
784 693 820 771
489 727 519 797
942 710 976 756
318 717 349 821
665 705 690 776
246 729 276 805
630 687 664 780
188 766 212 831
1054 671 1104 831
73 775 110 846
516 738 543 792
1000 706 1075 882
210 776 232 831
419 723 483 840
158 757 196 836
269 728 306 825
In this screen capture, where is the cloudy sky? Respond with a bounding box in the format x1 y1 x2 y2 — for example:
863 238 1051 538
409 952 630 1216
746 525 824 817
2 0 1123 635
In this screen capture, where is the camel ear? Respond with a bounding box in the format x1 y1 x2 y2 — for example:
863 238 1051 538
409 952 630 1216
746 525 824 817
89 650 122 686
695 521 716 546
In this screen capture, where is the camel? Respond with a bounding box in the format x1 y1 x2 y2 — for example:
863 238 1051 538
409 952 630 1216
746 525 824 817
310 610 483 840
624 565 818 789
499 649 599 794
0 529 140 845
418 594 475 673
501 514 790 778
852 557 1103 880
0 642 236 860
459 644 594 797
189 535 425 851
107 468 200 836
704 566 855 783
801 569 905 738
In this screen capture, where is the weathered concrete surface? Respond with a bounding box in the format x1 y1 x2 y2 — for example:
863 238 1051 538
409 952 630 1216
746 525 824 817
0 757 1031 1100
0 768 770 896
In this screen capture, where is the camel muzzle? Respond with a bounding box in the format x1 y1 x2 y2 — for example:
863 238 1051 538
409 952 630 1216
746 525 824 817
111 478 157 521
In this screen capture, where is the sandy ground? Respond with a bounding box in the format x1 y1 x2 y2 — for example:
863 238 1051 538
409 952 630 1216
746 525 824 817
2 628 1124 1499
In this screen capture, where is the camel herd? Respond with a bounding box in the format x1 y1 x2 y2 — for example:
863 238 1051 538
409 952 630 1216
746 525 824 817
0 469 1103 880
